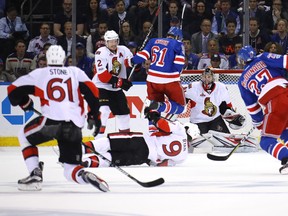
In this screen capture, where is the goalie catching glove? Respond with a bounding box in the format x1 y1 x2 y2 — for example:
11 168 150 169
87 112 102 136
222 109 246 130
108 76 132 91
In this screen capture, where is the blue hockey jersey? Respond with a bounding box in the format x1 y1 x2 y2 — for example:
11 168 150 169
132 38 185 84
238 52 288 124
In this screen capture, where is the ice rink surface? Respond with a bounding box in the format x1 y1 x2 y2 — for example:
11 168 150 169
0 147 288 216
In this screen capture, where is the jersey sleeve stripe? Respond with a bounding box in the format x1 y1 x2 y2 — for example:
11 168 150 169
247 102 262 115
136 50 150 60
98 70 112 83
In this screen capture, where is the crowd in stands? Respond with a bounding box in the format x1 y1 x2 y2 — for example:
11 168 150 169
0 0 288 82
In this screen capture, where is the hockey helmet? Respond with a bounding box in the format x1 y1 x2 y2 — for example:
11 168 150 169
167 26 183 40
237 45 256 64
184 122 200 140
104 30 119 46
46 45 66 66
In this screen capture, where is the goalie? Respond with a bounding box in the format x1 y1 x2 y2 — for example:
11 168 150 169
184 68 257 152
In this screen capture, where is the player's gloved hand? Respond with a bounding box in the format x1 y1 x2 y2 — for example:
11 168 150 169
87 112 102 136
252 120 263 130
20 96 34 112
144 108 160 124
112 78 133 91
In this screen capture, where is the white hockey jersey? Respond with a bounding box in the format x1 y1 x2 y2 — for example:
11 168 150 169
185 81 232 123
8 66 99 128
92 45 133 91
144 120 188 166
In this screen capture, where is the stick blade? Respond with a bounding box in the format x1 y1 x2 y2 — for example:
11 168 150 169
138 178 165 188
207 153 229 161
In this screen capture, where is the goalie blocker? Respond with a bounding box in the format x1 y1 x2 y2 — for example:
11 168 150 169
219 101 246 130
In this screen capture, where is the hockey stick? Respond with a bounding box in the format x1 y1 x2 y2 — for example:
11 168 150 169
32 108 164 187
128 0 164 80
82 142 165 188
180 4 187 31
206 127 255 161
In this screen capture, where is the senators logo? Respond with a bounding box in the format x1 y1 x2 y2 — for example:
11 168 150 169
202 97 217 117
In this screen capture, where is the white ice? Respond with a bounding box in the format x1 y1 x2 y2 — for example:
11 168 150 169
0 147 288 216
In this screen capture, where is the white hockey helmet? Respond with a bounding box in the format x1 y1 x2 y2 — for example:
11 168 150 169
46 45 66 66
104 30 119 46
184 122 200 140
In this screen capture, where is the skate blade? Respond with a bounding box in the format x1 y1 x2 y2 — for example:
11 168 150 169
279 164 288 175
18 182 42 191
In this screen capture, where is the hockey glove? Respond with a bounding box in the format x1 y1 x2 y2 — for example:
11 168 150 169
19 96 34 112
110 77 133 91
87 112 102 136
144 108 160 124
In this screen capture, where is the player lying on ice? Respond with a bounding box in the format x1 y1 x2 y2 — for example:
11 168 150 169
81 109 200 168
237 45 288 174
184 67 258 153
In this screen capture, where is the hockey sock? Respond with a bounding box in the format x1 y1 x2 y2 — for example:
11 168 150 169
260 136 288 161
159 100 185 114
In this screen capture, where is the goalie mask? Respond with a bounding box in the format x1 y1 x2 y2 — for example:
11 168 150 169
201 68 215 91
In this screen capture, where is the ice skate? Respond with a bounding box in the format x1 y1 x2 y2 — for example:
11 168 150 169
81 171 109 192
279 158 288 175
18 162 44 191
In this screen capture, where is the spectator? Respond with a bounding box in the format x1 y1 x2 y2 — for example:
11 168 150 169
135 20 157 48
183 0 213 37
119 21 136 47
74 42 94 79
228 41 243 69
108 0 135 34
271 18 288 54
211 0 241 36
137 0 159 35
30 42 52 70
162 0 181 36
100 0 130 16
86 20 108 57
36 56 47 68
183 38 199 69
249 17 271 54
53 0 85 37
191 19 218 56
218 18 242 57
268 0 288 33
131 59 149 81
0 6 29 61
197 38 229 69
263 41 283 54
84 0 109 35
127 41 138 54
57 21 86 56
27 23 57 56
5 39 33 80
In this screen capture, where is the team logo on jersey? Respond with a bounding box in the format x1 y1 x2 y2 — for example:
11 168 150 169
111 57 121 75
202 97 217 117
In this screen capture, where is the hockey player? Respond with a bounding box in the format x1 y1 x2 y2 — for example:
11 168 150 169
7 45 109 192
92 30 133 139
185 67 245 134
129 26 186 118
184 67 255 152
81 110 200 167
237 45 288 174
